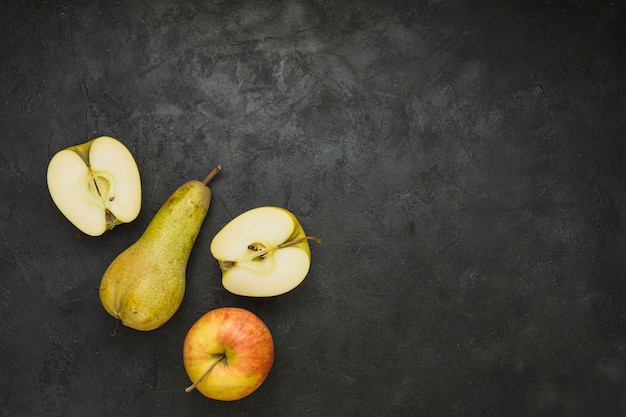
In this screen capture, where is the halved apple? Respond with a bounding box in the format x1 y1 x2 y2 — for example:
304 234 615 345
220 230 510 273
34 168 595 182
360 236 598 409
210 206 320 297
47 136 141 236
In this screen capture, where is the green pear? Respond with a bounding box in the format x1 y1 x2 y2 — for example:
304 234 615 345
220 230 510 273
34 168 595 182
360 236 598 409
99 165 221 331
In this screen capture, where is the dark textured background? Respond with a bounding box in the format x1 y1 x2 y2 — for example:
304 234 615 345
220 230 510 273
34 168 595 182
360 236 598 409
1 1 625 416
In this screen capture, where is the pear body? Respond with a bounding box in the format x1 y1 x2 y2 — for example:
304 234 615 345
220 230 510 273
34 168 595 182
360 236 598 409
99 180 211 331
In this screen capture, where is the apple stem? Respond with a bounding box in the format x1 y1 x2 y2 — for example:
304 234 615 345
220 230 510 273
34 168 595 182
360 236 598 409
202 165 222 185
279 236 322 248
185 354 226 393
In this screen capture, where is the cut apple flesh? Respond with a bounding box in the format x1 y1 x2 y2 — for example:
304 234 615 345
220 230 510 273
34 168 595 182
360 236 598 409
88 137 141 223
211 207 312 297
47 136 141 236
221 247 311 296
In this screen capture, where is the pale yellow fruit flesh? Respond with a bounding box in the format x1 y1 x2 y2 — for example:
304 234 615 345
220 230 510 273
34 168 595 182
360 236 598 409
210 207 296 260
47 150 110 236
88 137 141 223
223 247 311 297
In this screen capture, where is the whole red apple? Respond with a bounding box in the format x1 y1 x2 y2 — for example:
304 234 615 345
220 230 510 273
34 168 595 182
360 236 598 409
183 307 274 401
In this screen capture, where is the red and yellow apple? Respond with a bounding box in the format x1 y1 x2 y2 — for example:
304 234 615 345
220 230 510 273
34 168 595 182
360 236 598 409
183 307 274 401
210 206 320 297
46 136 141 236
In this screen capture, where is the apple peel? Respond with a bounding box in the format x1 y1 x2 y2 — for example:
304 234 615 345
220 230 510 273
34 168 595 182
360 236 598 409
183 307 274 401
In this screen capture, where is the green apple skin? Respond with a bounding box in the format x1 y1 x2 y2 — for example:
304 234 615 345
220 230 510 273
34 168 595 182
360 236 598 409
183 307 274 401
210 206 313 297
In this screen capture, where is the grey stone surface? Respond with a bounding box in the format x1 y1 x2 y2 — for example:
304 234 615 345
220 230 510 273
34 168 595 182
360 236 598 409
1 0 625 415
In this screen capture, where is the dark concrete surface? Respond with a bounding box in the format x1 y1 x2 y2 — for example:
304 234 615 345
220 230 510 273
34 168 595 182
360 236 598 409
1 0 625 415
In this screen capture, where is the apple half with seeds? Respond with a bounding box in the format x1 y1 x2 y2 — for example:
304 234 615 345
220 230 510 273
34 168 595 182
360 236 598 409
210 206 320 297
47 136 141 236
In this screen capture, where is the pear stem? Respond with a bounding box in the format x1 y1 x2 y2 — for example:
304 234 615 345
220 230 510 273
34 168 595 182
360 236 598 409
110 319 122 337
185 354 226 393
279 236 322 248
202 165 222 185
